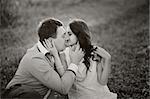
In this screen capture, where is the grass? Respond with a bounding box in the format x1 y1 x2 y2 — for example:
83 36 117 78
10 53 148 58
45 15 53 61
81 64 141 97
0 0 149 98
91 3 149 98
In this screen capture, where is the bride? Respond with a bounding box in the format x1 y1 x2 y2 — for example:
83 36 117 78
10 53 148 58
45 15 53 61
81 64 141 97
64 19 117 99
44 19 117 99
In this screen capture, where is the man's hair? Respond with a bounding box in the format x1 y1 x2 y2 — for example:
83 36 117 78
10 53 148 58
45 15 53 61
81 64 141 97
37 18 63 42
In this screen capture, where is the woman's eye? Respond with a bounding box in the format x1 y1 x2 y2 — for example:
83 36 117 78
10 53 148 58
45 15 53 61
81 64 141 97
68 32 72 36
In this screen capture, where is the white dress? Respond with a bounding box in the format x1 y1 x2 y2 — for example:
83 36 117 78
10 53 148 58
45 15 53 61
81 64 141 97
64 47 117 99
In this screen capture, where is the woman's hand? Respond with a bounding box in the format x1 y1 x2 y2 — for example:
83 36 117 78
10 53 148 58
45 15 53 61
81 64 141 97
93 46 111 60
69 42 84 65
43 38 59 58
70 42 80 51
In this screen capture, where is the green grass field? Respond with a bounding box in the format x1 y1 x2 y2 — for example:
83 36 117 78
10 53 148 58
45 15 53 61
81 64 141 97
0 0 149 98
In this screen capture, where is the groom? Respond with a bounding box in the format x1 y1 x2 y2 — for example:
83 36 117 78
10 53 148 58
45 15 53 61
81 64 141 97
3 18 84 99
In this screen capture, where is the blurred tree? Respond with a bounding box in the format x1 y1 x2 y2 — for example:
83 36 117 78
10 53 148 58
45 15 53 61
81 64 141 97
0 0 19 28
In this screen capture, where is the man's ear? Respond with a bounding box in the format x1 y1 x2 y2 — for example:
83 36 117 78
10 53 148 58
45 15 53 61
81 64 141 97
46 37 54 47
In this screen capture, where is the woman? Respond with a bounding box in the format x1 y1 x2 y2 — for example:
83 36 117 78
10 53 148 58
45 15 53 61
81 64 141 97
44 19 117 99
63 19 117 99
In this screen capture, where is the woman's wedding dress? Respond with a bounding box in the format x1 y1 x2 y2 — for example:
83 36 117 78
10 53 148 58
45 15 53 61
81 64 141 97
64 47 117 99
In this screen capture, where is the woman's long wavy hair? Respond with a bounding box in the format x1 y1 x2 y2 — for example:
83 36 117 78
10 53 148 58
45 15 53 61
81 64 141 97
69 19 96 72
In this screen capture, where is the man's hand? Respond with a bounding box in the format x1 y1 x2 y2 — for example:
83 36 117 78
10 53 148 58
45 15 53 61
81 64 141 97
69 43 84 65
43 38 59 57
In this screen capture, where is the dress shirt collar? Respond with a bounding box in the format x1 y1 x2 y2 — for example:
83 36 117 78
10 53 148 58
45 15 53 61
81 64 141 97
37 41 49 55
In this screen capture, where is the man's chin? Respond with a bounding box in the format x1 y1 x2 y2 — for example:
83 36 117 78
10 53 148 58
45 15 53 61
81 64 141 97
60 46 67 52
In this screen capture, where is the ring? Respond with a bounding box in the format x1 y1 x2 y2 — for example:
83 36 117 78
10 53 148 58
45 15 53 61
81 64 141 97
50 44 53 48
50 40 53 48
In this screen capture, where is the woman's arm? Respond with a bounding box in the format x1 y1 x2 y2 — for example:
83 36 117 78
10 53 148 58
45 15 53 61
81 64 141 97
94 46 111 85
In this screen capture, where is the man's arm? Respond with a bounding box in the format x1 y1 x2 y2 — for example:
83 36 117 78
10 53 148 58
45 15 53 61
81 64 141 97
54 53 68 76
28 57 76 95
38 39 84 94
46 53 68 77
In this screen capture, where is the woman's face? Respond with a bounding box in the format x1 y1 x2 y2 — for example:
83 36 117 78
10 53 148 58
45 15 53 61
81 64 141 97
66 26 78 46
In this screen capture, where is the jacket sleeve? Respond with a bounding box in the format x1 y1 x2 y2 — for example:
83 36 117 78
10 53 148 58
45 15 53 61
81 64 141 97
28 57 75 95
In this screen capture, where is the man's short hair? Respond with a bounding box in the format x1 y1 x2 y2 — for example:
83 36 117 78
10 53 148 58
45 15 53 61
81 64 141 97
37 18 63 42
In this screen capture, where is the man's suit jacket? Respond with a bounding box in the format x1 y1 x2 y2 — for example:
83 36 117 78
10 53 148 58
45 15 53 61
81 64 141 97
6 44 75 97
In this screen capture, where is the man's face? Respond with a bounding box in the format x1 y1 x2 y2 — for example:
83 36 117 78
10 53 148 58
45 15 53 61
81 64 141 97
53 26 68 52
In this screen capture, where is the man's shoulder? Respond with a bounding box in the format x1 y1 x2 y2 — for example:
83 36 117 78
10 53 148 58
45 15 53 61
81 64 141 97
20 50 49 70
27 51 46 62
21 45 46 64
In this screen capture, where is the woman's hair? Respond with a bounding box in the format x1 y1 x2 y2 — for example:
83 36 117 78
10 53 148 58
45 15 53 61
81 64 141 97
69 19 96 72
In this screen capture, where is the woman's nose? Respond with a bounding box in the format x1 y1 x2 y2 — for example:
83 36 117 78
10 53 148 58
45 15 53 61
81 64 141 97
65 38 70 44
64 33 70 40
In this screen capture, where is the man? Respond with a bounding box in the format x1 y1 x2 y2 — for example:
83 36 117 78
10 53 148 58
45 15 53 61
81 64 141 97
3 18 84 99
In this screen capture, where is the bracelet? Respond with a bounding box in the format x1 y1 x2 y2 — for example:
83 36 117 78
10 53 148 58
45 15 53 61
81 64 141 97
68 63 78 74
67 69 76 76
